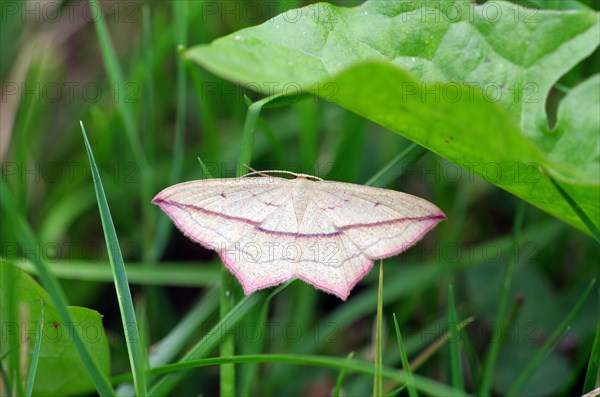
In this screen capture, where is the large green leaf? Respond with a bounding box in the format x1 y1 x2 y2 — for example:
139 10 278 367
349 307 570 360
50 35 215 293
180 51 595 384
0 261 110 397
186 0 599 235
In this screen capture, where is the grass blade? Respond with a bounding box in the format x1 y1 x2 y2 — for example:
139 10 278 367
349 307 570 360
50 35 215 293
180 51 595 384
364 142 429 187
583 289 600 394
333 352 355 397
545 170 600 242
220 270 237 397
447 285 464 392
80 122 147 396
373 261 384 397
479 202 525 396
136 299 150 387
0 352 12 396
170 0 188 197
198 157 215 179
3 260 21 397
410 316 474 371
126 354 466 397
0 181 115 397
142 4 155 163
236 92 289 176
15 259 220 287
392 313 418 397
24 299 44 397
237 97 268 177
507 278 597 396
117 298 151 396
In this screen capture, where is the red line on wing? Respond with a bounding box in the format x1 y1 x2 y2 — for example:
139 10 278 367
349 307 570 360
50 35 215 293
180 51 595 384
152 198 261 226
154 199 445 238
338 213 446 231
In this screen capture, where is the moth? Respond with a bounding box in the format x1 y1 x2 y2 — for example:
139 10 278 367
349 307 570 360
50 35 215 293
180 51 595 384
153 171 445 300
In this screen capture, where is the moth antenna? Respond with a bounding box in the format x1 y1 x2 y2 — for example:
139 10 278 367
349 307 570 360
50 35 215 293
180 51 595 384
242 169 323 181
243 164 259 173
241 164 273 178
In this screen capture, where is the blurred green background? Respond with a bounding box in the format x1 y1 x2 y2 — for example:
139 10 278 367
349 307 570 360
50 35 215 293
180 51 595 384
1 1 598 396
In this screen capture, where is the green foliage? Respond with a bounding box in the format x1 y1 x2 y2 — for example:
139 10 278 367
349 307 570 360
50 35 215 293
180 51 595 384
0 262 110 396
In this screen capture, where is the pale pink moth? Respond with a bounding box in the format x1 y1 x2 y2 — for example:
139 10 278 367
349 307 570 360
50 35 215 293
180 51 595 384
153 171 445 300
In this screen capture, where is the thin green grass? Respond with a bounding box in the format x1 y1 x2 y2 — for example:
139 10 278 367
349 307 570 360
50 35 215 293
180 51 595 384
0 351 12 396
24 299 44 397
3 261 21 397
479 202 525 396
198 157 215 179
374 261 384 397
333 352 355 397
460 323 482 392
118 353 466 397
545 170 600 242
392 313 418 397
236 94 284 176
507 278 597 396
169 1 188 201
144 1 188 266
219 266 237 397
81 122 147 396
136 299 150 388
142 4 155 164
364 142 429 187
410 316 474 372
13 260 220 286
447 285 465 392
582 289 600 394
10 59 46 209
